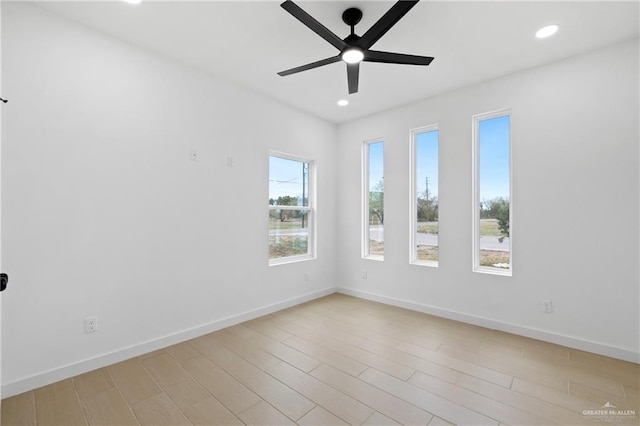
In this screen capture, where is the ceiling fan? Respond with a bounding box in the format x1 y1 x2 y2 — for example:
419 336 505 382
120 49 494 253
278 0 434 94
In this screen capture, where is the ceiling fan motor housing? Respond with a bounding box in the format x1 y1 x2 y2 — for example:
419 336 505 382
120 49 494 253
342 8 363 28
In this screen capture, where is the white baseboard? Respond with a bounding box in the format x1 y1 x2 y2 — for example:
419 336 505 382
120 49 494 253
2 286 337 398
337 287 639 364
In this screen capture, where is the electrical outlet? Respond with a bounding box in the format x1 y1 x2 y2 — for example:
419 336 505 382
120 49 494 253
362 270 368 279
226 156 234 167
541 299 553 313
85 316 98 333
189 150 199 162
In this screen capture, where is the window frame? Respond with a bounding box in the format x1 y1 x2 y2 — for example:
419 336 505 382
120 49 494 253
362 139 384 261
410 124 439 267
268 151 316 266
472 109 513 276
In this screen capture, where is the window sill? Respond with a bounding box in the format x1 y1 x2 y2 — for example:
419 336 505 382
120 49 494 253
269 254 315 266
473 265 512 276
410 260 438 268
363 255 384 262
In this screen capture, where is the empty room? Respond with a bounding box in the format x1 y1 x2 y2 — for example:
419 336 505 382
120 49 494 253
1 0 638 425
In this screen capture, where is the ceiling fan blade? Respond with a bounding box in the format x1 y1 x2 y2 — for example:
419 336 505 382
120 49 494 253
359 0 420 49
364 50 434 66
347 62 359 94
281 0 349 52
278 55 342 77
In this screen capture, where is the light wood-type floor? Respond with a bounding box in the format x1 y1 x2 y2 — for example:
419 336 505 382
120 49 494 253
2 293 639 425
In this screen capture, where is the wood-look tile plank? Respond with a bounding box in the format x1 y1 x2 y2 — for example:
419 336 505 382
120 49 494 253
269 316 334 345
73 368 115 400
34 379 87 426
230 325 322 372
225 324 258 339
297 405 349 425
519 340 571 360
293 310 373 339
377 322 470 353
1 391 36 426
82 388 139 425
311 301 397 330
141 353 210 411
362 411 401 425
283 336 368 377
408 370 552 425
358 338 463 384
613 359 640 379
360 368 499 425
582 362 640 389
223 356 315 421
321 336 416 380
189 334 239 367
486 330 557 347
211 330 281 371
183 396 244 425
522 345 569 363
164 341 202 364
267 360 374 425
357 324 442 353
244 317 294 341
569 380 626 404
428 416 455 425
33 379 73 396
130 393 190 425
426 346 514 388
477 342 524 360
182 356 261 414
310 364 434 425
108 358 162 405
275 310 367 346
456 372 585 424
237 400 297 425
519 347 629 394
569 348 617 366
512 377 602 413
438 344 567 391
624 385 639 406
136 349 166 360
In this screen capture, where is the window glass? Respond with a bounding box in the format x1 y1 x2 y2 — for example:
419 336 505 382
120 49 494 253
412 127 439 265
364 141 384 259
269 155 313 264
474 112 511 273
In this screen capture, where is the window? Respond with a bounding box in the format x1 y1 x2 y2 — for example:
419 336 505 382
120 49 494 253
473 110 512 275
268 153 314 265
363 140 384 259
410 125 439 266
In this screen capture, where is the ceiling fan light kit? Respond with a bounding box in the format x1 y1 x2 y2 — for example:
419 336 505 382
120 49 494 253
278 0 434 94
536 24 559 39
342 48 364 64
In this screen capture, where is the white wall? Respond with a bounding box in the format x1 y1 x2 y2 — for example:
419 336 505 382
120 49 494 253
1 2 338 396
336 39 639 362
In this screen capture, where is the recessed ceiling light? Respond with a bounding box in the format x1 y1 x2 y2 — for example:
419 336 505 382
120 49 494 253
123 0 141 4
337 99 349 106
536 24 559 39
341 48 364 64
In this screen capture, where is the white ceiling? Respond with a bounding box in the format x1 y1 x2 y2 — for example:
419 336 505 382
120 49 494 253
34 0 639 124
